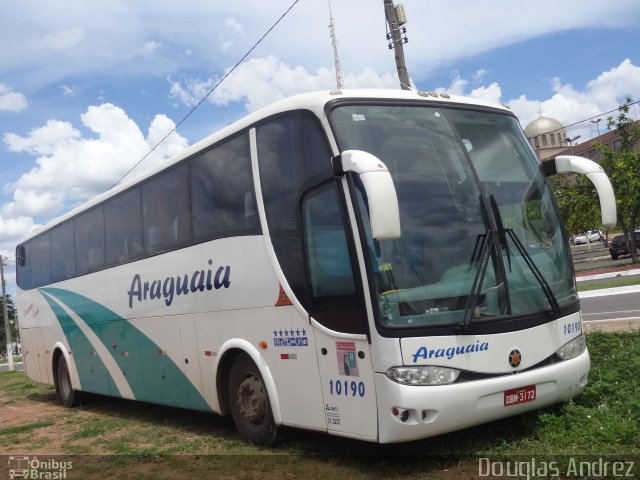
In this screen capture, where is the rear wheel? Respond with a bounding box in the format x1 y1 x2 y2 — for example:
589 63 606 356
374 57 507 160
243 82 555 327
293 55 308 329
611 253 619 260
56 355 80 407
228 354 279 445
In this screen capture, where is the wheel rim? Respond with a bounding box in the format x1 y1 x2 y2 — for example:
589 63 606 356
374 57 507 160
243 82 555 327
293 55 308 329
235 375 267 425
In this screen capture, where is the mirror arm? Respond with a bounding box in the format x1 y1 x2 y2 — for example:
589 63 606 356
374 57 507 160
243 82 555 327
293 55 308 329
336 150 401 240
331 154 345 177
545 155 617 228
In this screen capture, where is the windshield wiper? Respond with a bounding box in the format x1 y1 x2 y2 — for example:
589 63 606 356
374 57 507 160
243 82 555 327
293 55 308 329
457 196 496 331
488 194 560 317
456 229 494 331
490 195 512 272
504 228 562 317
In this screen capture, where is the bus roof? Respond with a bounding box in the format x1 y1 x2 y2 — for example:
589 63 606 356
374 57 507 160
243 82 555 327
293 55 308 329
19 89 510 243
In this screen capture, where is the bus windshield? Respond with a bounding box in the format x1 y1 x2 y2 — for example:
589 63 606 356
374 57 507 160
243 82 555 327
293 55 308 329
330 103 577 331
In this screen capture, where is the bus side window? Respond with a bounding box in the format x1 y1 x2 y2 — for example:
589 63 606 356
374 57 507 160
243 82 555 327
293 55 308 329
141 163 191 254
51 221 76 282
75 206 105 275
31 233 52 288
105 188 143 265
190 133 258 241
256 112 333 308
303 182 367 334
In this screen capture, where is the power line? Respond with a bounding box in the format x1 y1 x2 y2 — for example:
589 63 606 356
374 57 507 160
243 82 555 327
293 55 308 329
500 25 640 93
111 0 301 189
528 100 640 137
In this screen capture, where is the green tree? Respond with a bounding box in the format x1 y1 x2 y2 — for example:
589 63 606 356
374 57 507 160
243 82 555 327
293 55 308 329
547 173 601 237
0 293 18 353
596 97 640 263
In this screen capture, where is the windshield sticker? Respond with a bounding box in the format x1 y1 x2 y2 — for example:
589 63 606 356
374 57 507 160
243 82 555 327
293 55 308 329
325 404 341 426
462 138 473 152
336 341 359 377
273 328 308 347
275 285 293 306
412 341 489 363
351 114 366 122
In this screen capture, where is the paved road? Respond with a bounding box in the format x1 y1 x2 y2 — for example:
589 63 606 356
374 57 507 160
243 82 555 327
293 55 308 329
580 291 640 321
576 267 640 331
0 361 24 373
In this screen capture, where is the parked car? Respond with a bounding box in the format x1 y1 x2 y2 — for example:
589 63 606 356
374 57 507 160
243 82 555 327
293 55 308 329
574 229 603 245
608 229 640 260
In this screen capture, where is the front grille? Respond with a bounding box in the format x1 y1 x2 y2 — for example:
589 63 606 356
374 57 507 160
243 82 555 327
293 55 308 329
455 352 562 383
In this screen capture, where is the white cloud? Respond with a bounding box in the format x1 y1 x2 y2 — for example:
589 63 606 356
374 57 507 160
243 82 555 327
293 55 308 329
0 0 638 94
435 59 640 141
0 217 36 282
225 17 244 34
60 85 79 96
472 69 489 83
170 55 399 112
2 104 188 219
469 82 502 105
0 84 28 112
38 26 85 51
510 60 640 138
0 216 35 244
141 40 162 56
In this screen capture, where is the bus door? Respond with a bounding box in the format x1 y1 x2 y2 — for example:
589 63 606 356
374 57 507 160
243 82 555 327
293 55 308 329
303 181 378 440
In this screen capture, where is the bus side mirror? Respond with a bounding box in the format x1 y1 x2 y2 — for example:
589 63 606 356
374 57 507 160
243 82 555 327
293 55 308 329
333 150 401 240
543 155 617 227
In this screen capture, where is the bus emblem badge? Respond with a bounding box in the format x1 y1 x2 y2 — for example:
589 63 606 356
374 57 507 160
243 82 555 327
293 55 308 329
509 349 522 368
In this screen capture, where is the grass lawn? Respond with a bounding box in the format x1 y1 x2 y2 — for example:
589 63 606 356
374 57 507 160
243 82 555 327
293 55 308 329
0 331 638 478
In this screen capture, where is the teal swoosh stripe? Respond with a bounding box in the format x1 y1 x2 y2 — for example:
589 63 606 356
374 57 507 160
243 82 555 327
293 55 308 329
41 293 116 396
40 287 211 412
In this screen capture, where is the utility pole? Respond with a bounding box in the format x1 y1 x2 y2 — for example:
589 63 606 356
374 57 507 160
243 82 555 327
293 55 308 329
1 255 14 372
384 0 410 90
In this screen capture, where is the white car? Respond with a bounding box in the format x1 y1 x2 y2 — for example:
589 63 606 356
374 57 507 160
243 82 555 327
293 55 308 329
574 230 603 244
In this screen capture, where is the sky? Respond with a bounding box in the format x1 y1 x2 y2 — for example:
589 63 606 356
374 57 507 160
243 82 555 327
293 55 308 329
1 0 640 295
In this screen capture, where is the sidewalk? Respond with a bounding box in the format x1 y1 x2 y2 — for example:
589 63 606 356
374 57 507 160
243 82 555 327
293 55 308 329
576 267 640 299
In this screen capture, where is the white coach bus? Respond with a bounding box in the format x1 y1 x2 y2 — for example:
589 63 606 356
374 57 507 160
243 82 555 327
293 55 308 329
15 89 616 445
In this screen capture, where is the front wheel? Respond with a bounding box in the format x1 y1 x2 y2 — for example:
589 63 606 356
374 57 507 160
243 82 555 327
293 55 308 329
56 355 81 408
228 354 279 445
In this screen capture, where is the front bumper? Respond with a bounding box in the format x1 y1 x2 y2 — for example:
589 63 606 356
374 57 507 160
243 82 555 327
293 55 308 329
375 349 590 443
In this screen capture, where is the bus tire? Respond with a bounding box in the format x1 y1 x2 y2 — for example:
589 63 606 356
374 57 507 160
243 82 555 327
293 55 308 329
228 353 279 445
56 355 80 408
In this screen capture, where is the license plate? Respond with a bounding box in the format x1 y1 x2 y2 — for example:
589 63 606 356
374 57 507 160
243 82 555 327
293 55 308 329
504 384 536 406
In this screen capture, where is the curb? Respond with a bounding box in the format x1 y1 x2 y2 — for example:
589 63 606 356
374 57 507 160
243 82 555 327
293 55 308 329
576 268 640 282
578 285 640 299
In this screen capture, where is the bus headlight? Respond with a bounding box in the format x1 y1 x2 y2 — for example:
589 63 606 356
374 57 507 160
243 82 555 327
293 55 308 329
555 334 587 361
386 366 460 385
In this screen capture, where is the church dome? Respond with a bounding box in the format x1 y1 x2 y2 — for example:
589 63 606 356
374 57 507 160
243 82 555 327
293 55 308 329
524 116 564 138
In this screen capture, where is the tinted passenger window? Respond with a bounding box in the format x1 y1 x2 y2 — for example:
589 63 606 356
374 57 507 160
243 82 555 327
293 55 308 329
191 133 258 241
257 113 332 233
75 207 105 275
31 234 52 287
51 222 76 282
142 163 191 253
303 182 366 334
256 113 333 306
105 188 143 265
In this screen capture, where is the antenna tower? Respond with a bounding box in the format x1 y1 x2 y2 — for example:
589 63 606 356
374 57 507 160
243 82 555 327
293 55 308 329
327 0 344 90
